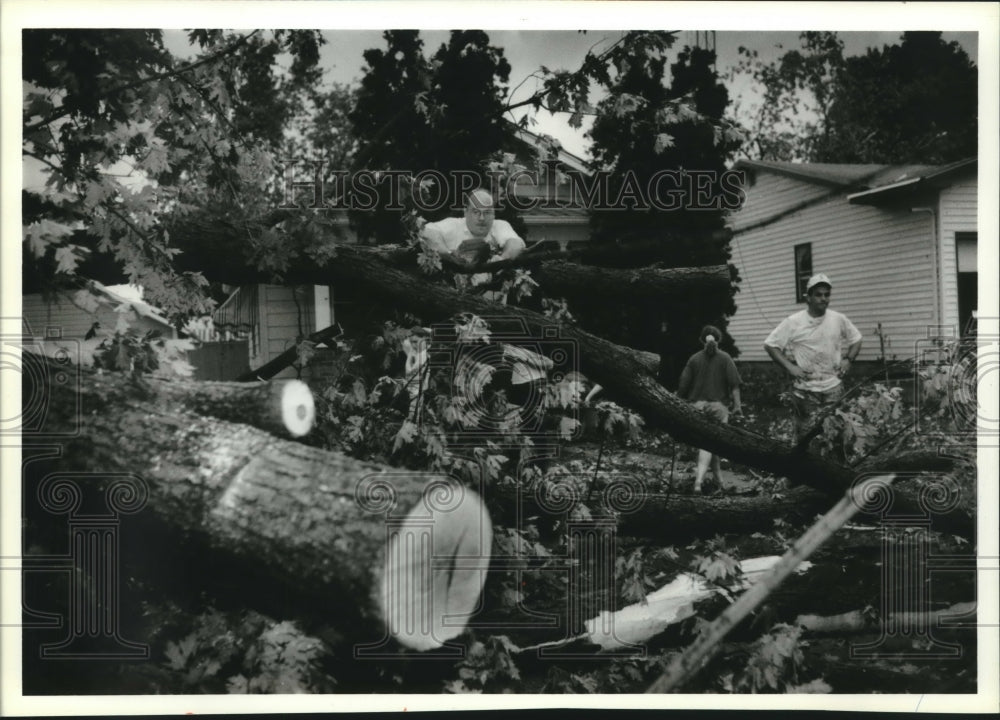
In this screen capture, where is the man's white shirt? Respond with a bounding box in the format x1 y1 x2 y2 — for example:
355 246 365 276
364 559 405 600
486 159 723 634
765 309 862 392
420 217 521 257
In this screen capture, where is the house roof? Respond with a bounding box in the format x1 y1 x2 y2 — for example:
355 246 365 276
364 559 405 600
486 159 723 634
733 159 886 188
847 157 977 205
512 125 590 174
90 281 174 329
733 157 976 198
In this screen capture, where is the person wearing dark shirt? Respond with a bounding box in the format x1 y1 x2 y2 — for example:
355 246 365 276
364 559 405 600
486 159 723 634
677 325 743 493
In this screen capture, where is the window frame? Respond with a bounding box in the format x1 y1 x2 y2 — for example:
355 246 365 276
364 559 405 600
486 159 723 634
794 242 813 303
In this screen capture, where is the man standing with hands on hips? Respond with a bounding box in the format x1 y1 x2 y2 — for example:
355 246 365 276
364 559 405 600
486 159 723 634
764 273 863 442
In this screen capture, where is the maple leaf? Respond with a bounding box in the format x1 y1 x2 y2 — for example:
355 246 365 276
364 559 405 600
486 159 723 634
393 420 419 453
24 219 75 257
54 244 86 274
140 138 172 176
164 635 197 670
417 248 443 275
653 133 675 154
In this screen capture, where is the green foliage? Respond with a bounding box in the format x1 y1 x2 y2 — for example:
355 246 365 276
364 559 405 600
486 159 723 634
697 550 741 585
347 30 516 244
688 535 744 588
733 31 976 163
157 608 335 694
23 29 327 318
90 328 195 378
585 44 742 367
541 666 601 693
445 635 521 693
810 383 905 462
617 548 657 605
729 623 808 693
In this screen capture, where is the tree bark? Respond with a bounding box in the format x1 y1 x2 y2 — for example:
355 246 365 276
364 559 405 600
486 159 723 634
170 228 960 500
614 487 829 540
497 479 970 542
25 366 491 651
529 262 731 305
310 245 962 498
33 358 316 438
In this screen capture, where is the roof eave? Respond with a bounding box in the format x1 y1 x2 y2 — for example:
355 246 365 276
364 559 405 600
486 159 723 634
847 177 924 205
731 159 859 189
847 158 976 205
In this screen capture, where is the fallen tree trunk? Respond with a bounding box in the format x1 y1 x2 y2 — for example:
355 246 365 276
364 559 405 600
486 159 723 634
170 229 963 508
357 246 731 305
32 357 315 438
498 478 970 541
314 245 960 498
529 262 731 305
26 369 490 652
613 488 829 540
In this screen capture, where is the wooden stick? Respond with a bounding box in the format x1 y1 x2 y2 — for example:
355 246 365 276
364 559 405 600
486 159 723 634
795 601 975 635
645 473 896 694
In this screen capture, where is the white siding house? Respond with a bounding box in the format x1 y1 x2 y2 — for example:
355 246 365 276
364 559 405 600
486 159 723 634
213 284 334 380
22 283 177 343
727 158 977 363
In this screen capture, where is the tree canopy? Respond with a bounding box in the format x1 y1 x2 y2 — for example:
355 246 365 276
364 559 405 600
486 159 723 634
22 28 748 355
23 29 329 315
346 30 520 245
584 44 744 370
734 31 977 164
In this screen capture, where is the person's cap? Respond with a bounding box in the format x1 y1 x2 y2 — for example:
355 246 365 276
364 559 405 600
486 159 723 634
806 273 832 293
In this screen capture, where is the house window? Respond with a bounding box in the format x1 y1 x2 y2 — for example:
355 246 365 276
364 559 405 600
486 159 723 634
794 243 812 302
955 232 977 335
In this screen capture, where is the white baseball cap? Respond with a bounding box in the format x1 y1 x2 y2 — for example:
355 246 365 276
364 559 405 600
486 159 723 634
806 273 832 293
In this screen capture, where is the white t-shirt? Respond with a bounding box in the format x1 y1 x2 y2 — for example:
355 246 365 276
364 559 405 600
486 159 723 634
420 216 524 290
420 217 522 258
765 309 863 392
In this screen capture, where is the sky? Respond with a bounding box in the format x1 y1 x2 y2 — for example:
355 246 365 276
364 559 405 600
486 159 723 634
162 29 979 161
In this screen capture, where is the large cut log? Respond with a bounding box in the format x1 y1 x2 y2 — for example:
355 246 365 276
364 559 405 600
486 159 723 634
160 376 316 438
24 367 491 651
31 355 315 438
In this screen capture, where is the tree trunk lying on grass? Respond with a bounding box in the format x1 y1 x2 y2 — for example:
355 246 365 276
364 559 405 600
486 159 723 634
183 236 965 529
26 364 490 652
